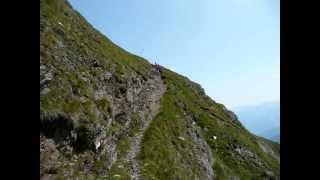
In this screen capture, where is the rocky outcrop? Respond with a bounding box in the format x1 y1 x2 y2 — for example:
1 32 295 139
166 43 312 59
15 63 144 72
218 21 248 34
40 0 168 177
40 65 166 178
179 102 215 180
257 137 280 162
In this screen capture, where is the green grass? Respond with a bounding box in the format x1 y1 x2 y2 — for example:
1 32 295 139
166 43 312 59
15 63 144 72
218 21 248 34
41 1 155 179
138 93 204 179
138 68 280 179
40 0 153 123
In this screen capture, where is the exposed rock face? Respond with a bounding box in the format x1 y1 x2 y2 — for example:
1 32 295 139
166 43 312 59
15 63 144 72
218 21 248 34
40 0 280 179
234 146 263 167
179 102 215 180
188 118 215 180
257 136 280 162
40 0 168 176
40 64 166 179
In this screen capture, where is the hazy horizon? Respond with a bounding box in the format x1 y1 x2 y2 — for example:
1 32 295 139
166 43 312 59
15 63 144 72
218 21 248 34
232 100 280 111
234 101 280 137
68 0 279 108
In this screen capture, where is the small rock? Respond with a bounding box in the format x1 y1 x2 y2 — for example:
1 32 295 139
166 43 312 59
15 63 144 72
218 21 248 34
40 174 52 180
79 75 89 82
95 141 101 150
79 96 87 102
41 87 51 95
103 72 112 80
56 40 64 48
40 65 46 71
45 72 53 80
94 90 105 100
178 136 185 141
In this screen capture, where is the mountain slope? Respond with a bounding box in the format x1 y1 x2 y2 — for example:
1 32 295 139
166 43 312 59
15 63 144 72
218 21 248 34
40 0 280 179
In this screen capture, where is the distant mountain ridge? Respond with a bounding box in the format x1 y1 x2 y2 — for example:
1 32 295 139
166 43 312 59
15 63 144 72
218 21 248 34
233 101 280 142
260 127 280 143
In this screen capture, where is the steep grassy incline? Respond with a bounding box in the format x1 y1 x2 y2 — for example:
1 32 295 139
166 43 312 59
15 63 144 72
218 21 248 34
41 0 163 179
40 0 279 179
138 68 280 179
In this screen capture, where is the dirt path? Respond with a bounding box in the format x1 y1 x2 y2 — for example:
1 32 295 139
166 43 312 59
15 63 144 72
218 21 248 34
126 68 166 180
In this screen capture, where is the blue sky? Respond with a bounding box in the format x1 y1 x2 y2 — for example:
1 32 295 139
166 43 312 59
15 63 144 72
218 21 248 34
69 0 279 108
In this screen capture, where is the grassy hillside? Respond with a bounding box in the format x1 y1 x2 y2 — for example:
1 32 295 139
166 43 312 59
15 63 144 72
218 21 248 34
40 0 279 179
41 0 152 120
41 0 156 178
139 68 279 179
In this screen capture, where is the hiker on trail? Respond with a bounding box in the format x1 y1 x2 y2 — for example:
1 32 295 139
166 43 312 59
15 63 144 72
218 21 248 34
154 62 158 70
154 62 161 72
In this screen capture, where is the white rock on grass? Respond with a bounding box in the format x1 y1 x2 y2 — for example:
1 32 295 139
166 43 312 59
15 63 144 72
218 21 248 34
95 140 101 150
